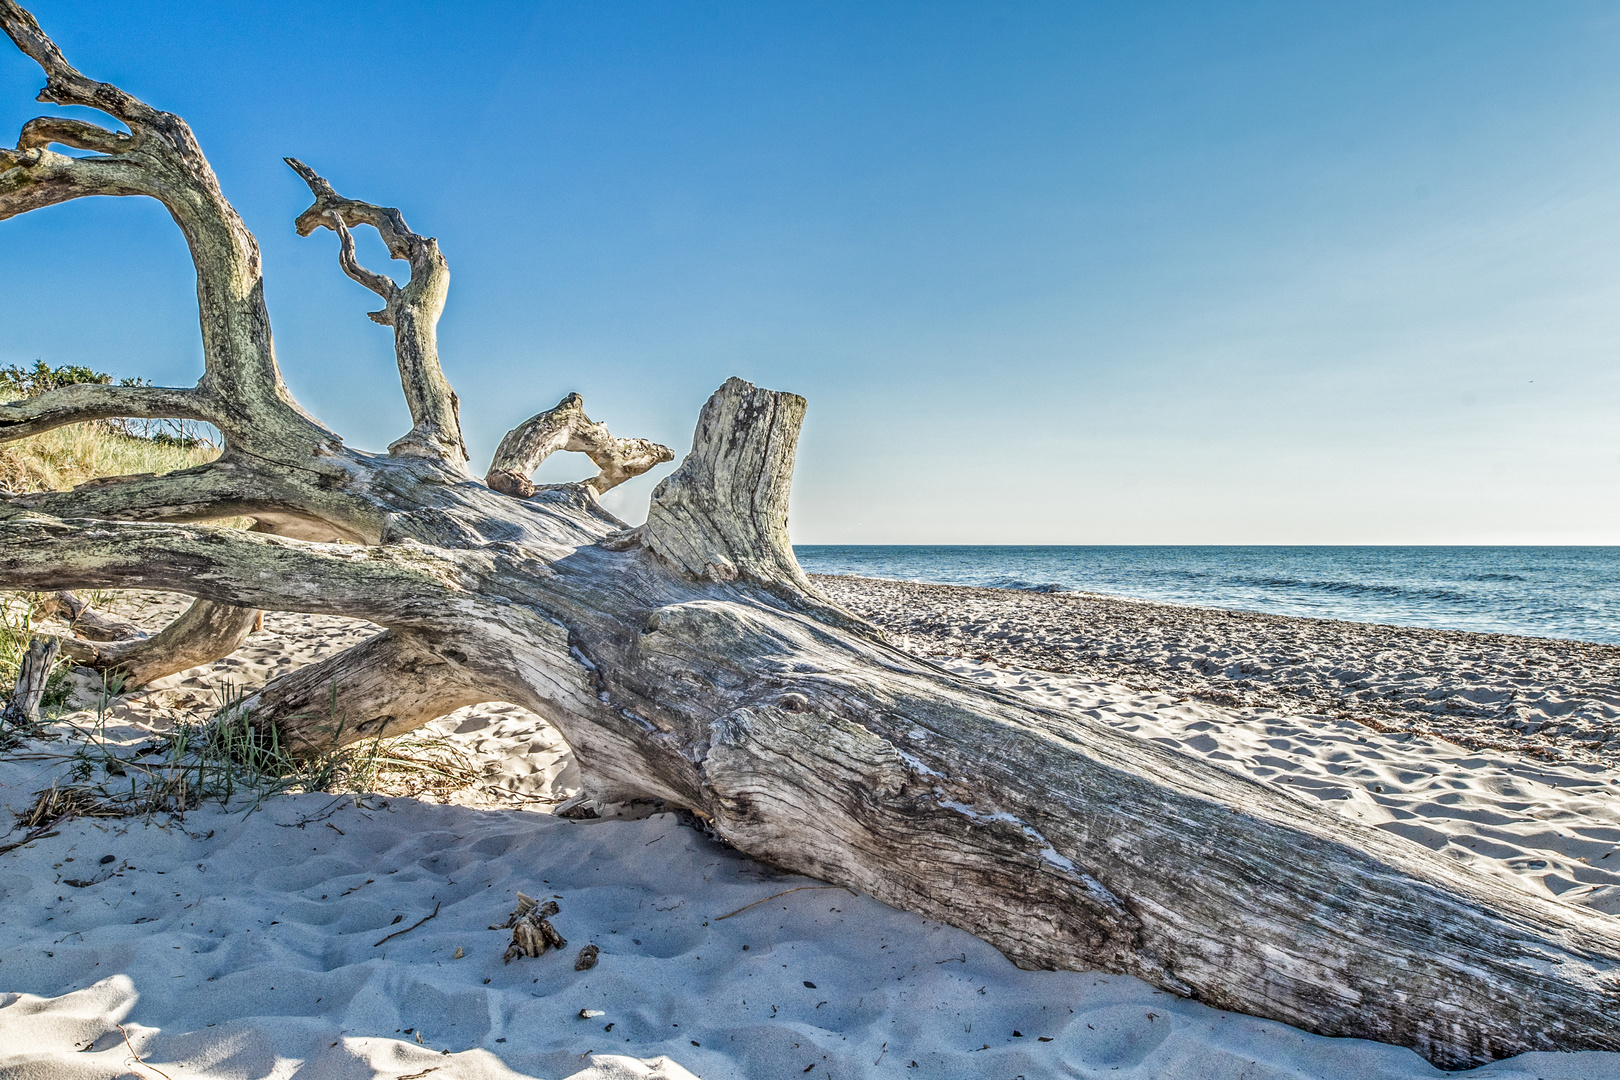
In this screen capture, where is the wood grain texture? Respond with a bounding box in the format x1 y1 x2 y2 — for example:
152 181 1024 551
2 634 59 726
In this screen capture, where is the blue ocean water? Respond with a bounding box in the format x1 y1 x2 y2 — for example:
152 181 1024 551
794 546 1620 645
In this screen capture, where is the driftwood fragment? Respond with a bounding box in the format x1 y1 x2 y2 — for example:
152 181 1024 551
497 892 566 963
1 634 59 727
37 590 143 641
373 900 440 948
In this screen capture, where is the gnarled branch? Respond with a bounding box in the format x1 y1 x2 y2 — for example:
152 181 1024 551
61 598 259 688
0 383 213 443
9 458 385 543
0 1 158 126
0 144 153 220
285 157 466 467
0 515 477 626
487 393 673 498
0 2 334 457
16 115 139 154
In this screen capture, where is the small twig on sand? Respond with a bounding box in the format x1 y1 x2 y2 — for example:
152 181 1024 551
0 814 68 857
714 885 853 922
119 1023 176 1080
374 900 441 947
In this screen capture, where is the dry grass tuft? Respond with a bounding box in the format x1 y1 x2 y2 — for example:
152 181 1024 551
15 781 119 829
0 415 217 497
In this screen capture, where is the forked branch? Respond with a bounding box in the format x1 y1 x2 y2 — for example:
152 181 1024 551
286 157 466 467
0 1 156 125
487 393 673 498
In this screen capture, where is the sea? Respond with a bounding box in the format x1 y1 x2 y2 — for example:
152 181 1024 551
793 546 1620 646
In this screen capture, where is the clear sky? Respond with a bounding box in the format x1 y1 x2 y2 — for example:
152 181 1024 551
3 1 1618 544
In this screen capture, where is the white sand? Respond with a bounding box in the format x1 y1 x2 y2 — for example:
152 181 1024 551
816 576 1620 766
2 589 1619 1078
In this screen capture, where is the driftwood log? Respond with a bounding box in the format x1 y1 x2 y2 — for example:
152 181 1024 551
0 4 1616 1067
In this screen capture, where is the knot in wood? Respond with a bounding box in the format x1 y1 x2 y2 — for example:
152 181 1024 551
775 692 812 714
484 468 535 499
701 559 738 582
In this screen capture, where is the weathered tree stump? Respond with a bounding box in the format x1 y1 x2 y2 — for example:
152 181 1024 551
2 633 59 727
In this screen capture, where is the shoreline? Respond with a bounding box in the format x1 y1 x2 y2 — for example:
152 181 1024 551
813 573 1620 768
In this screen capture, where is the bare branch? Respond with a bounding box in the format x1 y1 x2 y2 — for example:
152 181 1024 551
0 144 153 220
0 514 478 626
487 393 674 498
0 1 157 126
329 213 398 308
0 4 334 455
6 458 384 543
239 630 487 755
17 116 139 154
62 598 259 687
0 383 213 443
285 157 467 467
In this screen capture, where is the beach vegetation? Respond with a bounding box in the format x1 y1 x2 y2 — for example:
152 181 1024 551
1 363 220 741
0 361 218 498
6 677 476 834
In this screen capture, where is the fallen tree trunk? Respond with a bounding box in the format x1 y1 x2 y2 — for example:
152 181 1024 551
0 4 1616 1067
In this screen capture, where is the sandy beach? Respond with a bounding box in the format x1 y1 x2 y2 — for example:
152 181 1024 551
2 581 1618 1078
815 575 1620 766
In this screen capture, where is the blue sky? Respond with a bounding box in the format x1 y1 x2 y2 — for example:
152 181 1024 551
2 1 1618 543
